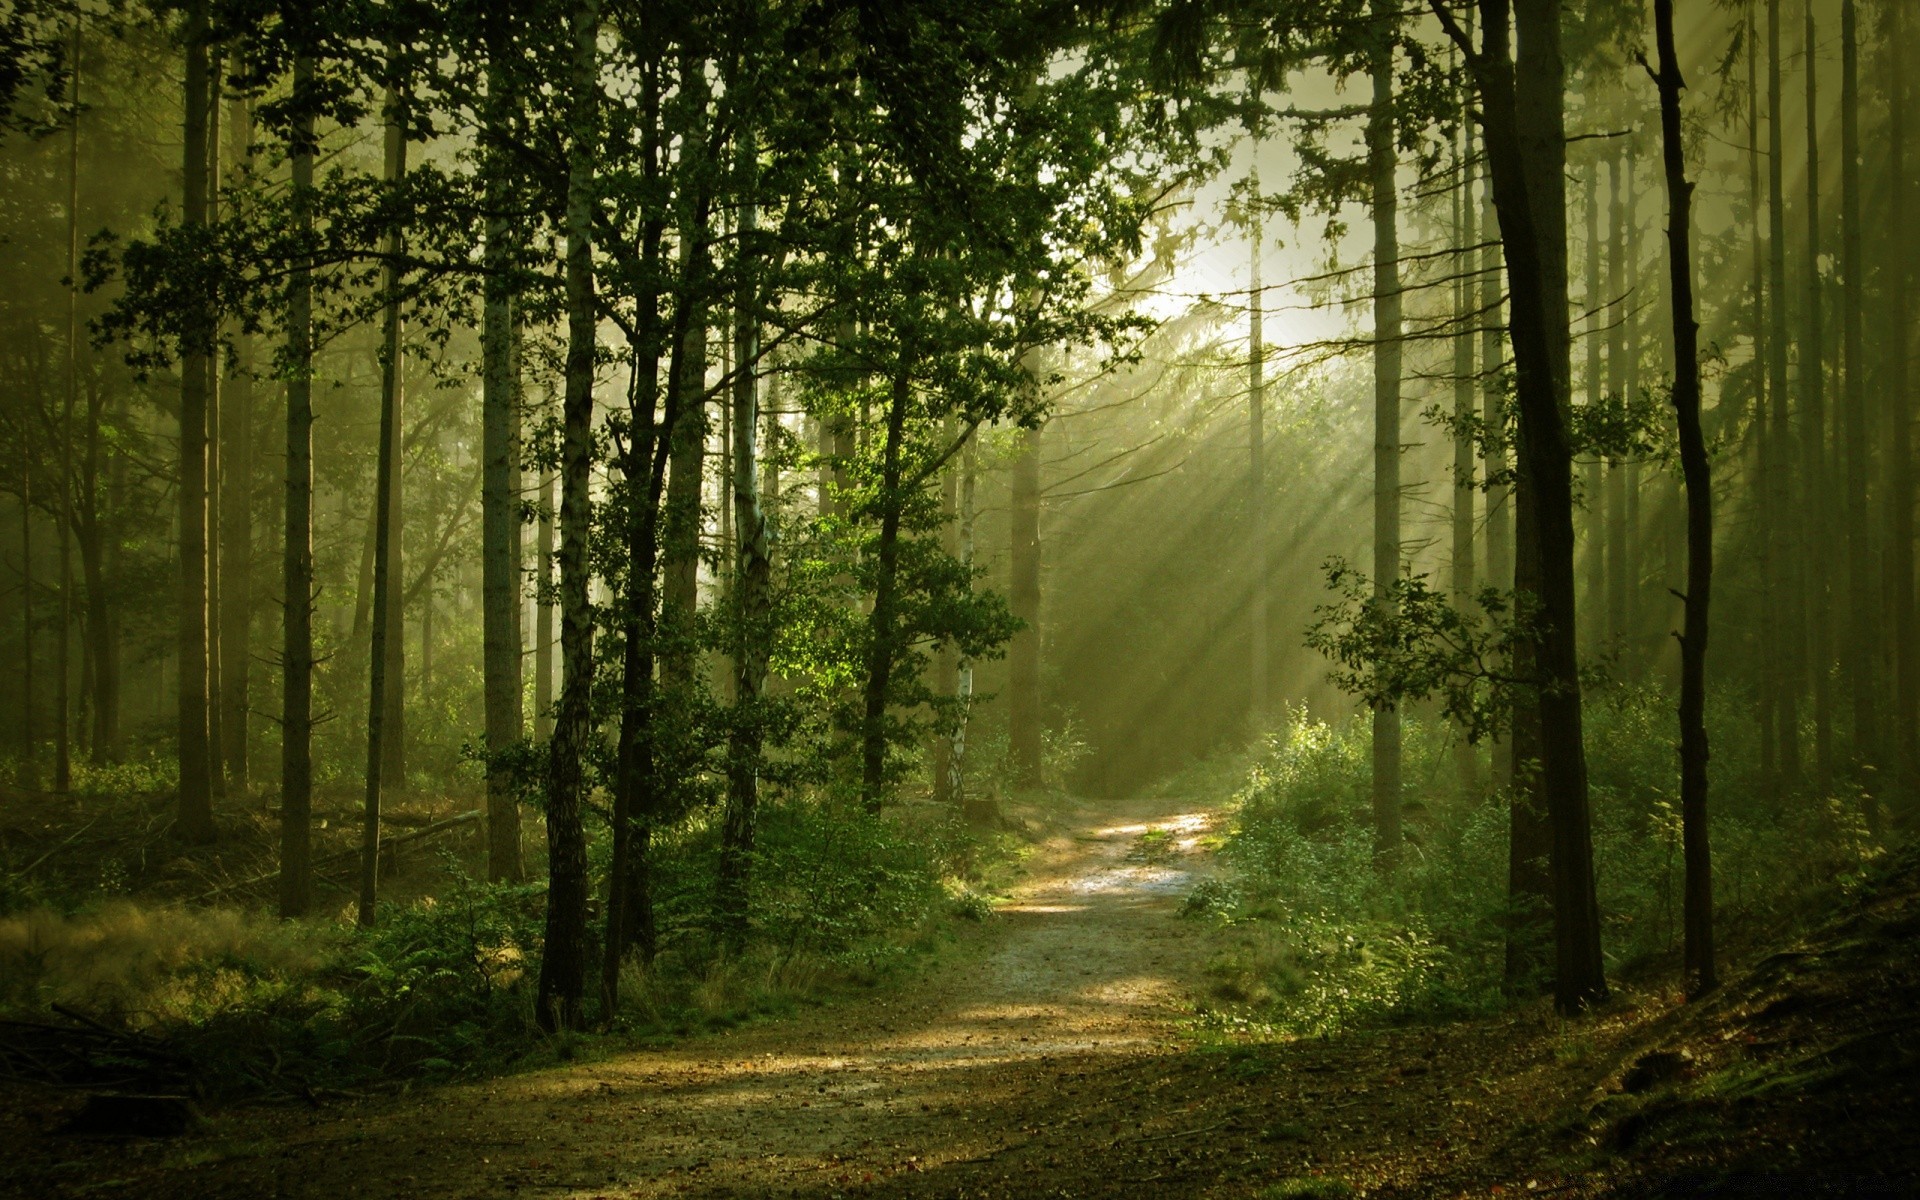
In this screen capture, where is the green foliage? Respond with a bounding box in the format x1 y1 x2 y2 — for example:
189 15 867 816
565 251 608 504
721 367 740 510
0 872 547 1097
1197 689 1886 1036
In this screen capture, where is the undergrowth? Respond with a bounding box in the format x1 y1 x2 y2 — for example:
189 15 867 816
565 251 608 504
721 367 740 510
1189 685 1889 1038
0 791 1018 1099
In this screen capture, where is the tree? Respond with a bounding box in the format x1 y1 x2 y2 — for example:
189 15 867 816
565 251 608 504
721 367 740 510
1008 418 1043 788
536 0 598 1034
480 15 523 884
1766 0 1804 789
1367 0 1402 866
176 0 215 844
279 48 317 920
1645 0 1714 998
1839 0 1876 823
358 75 409 928
1434 0 1608 1012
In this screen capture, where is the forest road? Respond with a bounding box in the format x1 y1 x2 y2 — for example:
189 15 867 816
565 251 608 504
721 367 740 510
123 795 1244 1200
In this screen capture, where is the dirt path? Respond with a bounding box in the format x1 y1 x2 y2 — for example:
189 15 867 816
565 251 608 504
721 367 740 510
41 796 1247 1200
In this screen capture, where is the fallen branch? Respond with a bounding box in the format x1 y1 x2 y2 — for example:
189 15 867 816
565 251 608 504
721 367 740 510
188 809 483 903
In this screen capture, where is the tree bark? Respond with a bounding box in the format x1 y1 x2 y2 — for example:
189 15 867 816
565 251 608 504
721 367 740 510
537 0 599 1034
535 466 555 740
56 13 79 795
481 45 524 883
1443 0 1606 1010
861 363 912 812
1605 148 1628 654
1452 87 1477 794
1008 418 1043 788
719 123 770 943
1886 1 1918 805
1750 5 1778 790
1839 0 1878 824
176 0 215 843
1802 0 1833 795
358 82 408 928
1767 0 1805 789
216 88 254 795
1369 0 1402 865
1250 177 1269 727
279 53 316 920
1650 0 1716 998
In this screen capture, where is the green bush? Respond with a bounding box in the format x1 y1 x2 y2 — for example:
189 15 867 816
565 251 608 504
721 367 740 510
1199 688 1885 1035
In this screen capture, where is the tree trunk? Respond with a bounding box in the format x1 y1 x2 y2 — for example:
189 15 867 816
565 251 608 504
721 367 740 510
1482 125 1512 796
535 466 555 740
1839 0 1878 824
1008 418 1043 788
55 14 80 795
481 48 524 883
1250 177 1269 727
358 83 408 928
1453 0 1606 1010
1886 1 1918 805
279 53 316 919
1582 159 1603 654
537 0 598 1034
719 129 770 943
218 91 254 796
1768 0 1805 789
175 0 215 843
861 364 912 812
205 85 225 803
1452 87 1477 794
660 313 707 687
932 415 961 805
1605 148 1628 655
1651 0 1715 998
1369 0 1402 865
1749 5 1778 790
1802 0 1833 795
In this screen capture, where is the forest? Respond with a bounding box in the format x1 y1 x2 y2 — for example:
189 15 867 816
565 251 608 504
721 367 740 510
0 0 1916 1196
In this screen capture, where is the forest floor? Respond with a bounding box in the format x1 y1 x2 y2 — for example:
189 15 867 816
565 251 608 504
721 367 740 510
5 792 1918 1199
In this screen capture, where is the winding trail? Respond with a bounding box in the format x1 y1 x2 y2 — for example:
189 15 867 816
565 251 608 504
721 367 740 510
105 797 1234 1200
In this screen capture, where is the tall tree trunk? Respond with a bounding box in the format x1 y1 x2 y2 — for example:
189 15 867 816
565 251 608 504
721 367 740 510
537 0 599 1034
660 316 707 686
535 466 555 739
175 0 215 842
1768 0 1805 788
280 53 316 919
55 14 80 794
1008 417 1043 788
1445 0 1607 1010
1651 0 1716 998
1887 1 1919 804
1452 88 1478 794
481 46 524 883
1605 148 1629 654
1249 175 1269 726
1369 0 1402 865
1582 159 1603 653
1802 0 1833 795
719 123 770 942
604 47 669 989
359 82 408 928
219 93 255 796
932 415 962 805
1750 6 1778 789
1839 0 1878 823
861 364 912 812
205 81 225 802
1482 127 1513 796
